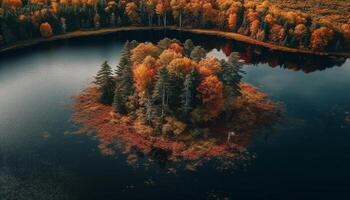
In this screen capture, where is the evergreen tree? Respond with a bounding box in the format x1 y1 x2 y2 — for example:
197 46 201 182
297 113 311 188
181 67 199 118
220 52 244 97
152 66 171 120
184 39 194 57
190 46 207 62
113 41 134 113
95 61 115 104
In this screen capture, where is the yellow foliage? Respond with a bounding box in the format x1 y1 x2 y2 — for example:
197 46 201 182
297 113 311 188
131 43 161 65
162 117 186 136
158 49 182 67
264 14 274 25
293 24 307 39
167 57 194 77
198 57 221 75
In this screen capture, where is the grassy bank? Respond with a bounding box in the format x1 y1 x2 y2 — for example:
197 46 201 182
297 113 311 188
1 26 349 58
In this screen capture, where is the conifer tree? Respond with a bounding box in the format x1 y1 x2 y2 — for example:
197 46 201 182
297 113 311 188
184 39 194 57
95 61 115 104
181 67 199 118
220 52 244 97
152 66 171 120
113 41 134 113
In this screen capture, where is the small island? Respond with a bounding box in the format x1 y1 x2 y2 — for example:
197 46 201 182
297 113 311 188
72 38 280 167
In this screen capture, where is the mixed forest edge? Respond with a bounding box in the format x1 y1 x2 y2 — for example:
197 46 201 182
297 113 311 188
1 0 350 57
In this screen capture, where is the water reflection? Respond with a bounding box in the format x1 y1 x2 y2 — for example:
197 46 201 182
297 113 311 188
1 29 346 73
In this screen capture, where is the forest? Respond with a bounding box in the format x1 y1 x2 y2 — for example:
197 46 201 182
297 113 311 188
95 38 244 137
71 38 279 162
1 0 350 52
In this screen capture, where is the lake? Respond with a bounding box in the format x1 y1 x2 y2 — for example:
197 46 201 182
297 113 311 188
1 30 350 200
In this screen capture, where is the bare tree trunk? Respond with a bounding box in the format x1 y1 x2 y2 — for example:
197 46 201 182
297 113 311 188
163 13 167 27
179 11 182 28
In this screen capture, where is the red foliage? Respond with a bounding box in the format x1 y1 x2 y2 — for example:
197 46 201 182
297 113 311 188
72 82 280 168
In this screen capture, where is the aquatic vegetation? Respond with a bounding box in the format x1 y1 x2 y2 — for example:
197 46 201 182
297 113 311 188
71 39 280 169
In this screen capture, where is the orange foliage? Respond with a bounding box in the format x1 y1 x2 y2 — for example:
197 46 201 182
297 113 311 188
167 57 194 77
293 24 307 39
30 0 47 4
228 13 237 30
197 75 224 117
155 1 165 15
246 9 259 23
311 27 334 50
125 2 141 25
341 24 350 41
250 19 260 36
168 42 184 54
3 0 22 7
197 56 221 77
132 63 156 93
269 24 285 43
39 22 53 38
158 49 182 66
131 43 160 64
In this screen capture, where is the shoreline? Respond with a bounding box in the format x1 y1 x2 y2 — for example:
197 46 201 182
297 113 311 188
0 26 349 58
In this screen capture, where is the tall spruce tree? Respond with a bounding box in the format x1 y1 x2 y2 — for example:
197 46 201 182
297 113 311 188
113 41 134 113
220 52 244 97
152 66 171 120
181 67 199 118
95 61 115 104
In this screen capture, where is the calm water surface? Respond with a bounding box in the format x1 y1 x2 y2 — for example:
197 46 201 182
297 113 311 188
0 32 350 200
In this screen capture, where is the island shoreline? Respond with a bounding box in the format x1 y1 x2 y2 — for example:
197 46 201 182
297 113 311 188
1 26 349 58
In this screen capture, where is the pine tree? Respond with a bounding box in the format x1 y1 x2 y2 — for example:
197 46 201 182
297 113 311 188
95 61 115 104
152 66 171 120
181 67 199 118
220 52 244 97
113 41 134 113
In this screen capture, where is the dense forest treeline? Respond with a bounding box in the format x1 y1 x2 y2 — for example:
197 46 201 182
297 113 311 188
94 38 244 137
1 0 350 52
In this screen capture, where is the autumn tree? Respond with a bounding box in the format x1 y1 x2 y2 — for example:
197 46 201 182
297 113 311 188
170 0 186 28
40 22 53 38
95 61 115 104
125 2 141 25
311 27 334 51
145 0 156 26
131 42 161 64
156 0 170 26
197 75 225 118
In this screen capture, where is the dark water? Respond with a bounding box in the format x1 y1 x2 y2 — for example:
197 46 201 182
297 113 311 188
1 31 350 200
